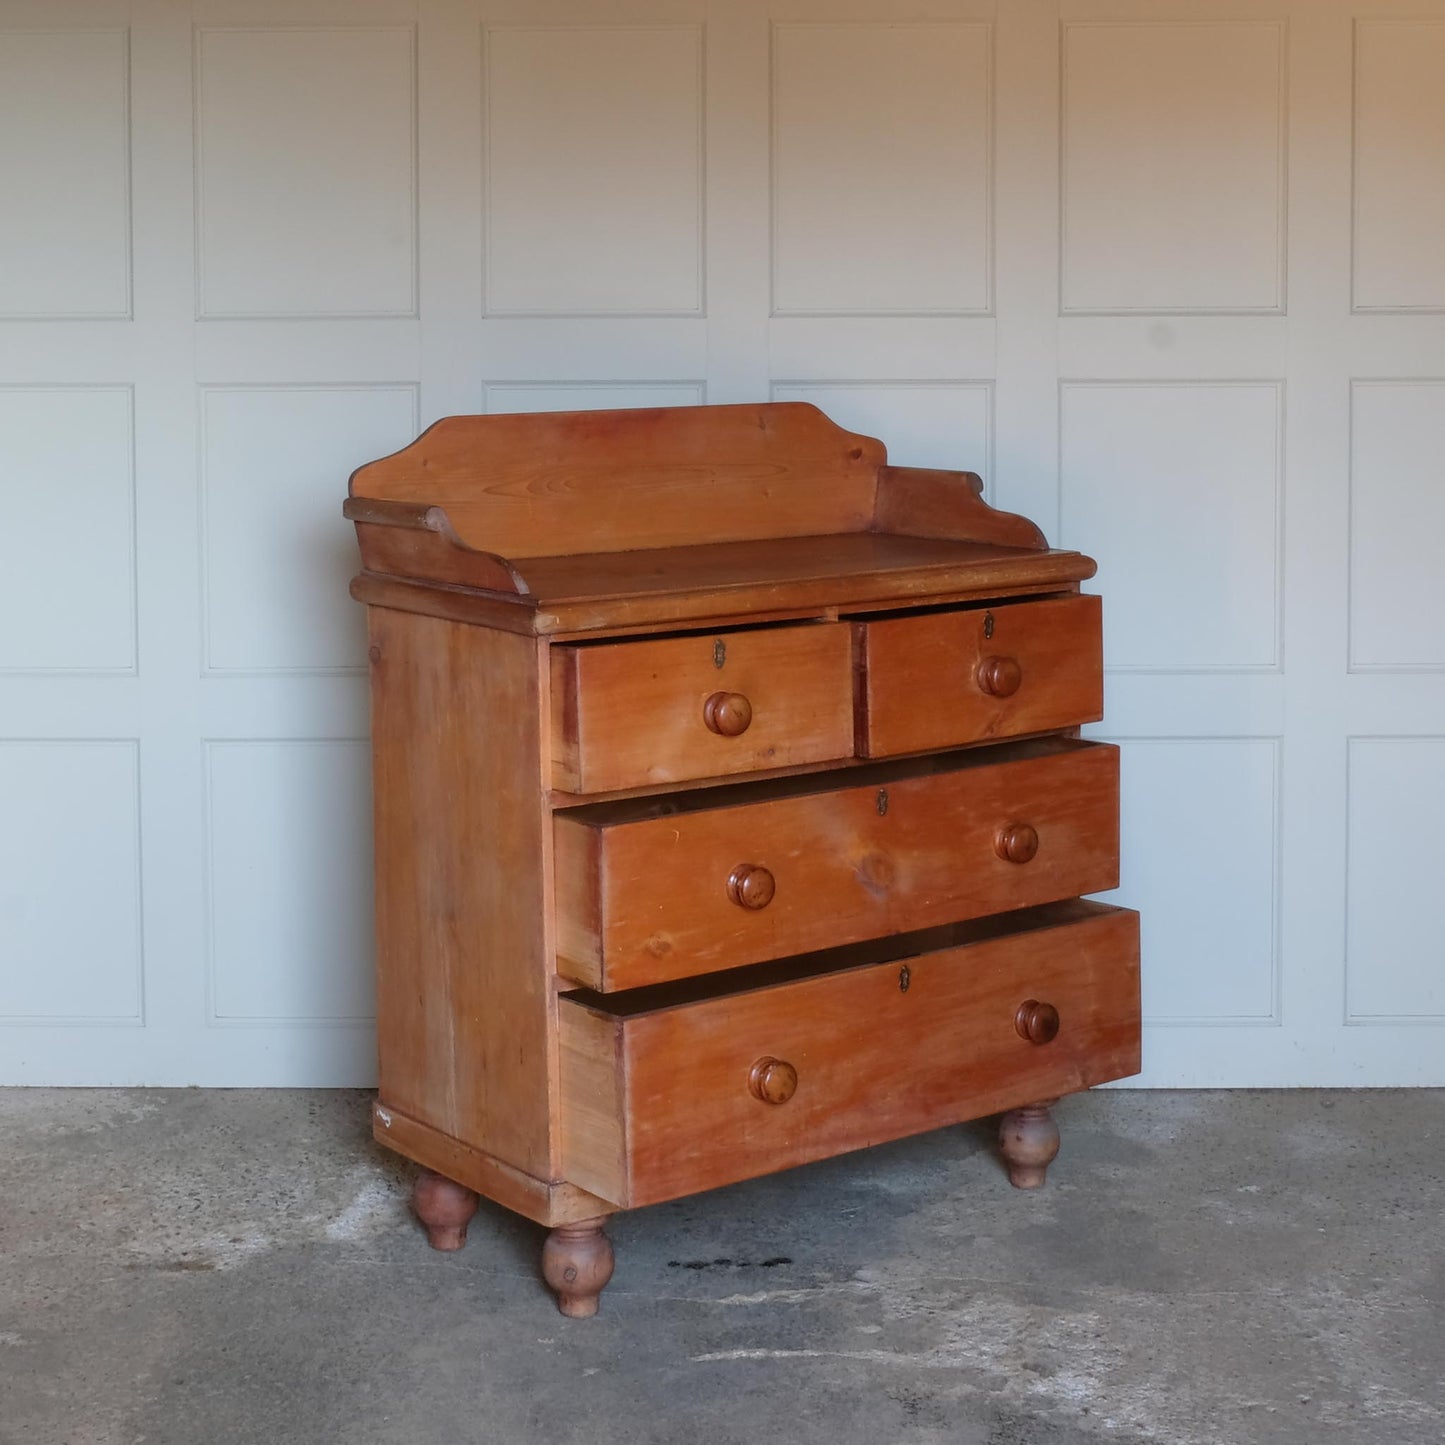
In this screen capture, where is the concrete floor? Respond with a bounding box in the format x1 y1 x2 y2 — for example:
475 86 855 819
1 1090 1441 1445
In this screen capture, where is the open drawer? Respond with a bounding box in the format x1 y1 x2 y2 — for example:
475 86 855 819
554 737 1119 990
558 900 1141 1208
857 594 1103 757
550 621 854 794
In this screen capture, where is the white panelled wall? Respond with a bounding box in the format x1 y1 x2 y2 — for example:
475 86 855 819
1 0 1442 1085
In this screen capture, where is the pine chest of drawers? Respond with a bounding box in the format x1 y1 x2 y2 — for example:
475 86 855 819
344 402 1140 1317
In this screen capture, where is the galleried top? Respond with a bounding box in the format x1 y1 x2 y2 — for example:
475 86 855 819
343 402 1094 634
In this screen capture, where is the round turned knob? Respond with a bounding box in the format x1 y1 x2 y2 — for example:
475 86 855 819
995 822 1040 864
1015 999 1061 1045
749 1056 798 1105
727 863 776 910
976 655 1023 697
704 691 753 737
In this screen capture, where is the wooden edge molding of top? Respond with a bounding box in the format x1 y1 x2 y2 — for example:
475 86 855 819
344 402 1080 628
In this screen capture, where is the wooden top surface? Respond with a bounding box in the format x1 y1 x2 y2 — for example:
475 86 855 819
518 532 1078 603
352 531 1096 633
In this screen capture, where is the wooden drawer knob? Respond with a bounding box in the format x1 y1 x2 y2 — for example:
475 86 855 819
976 655 1023 697
727 863 776 910
1015 999 1060 1045
704 691 753 737
995 822 1039 864
749 1056 798 1104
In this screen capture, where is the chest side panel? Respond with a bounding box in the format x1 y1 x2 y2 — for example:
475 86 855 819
368 609 553 1178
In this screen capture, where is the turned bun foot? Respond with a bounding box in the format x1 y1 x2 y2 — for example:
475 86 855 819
412 1168 479 1250
998 1100 1060 1189
542 1218 615 1318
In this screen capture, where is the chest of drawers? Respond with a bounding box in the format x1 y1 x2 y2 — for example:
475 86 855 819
344 402 1140 1317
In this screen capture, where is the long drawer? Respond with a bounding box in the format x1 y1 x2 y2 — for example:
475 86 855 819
554 737 1119 990
559 901 1141 1208
857 595 1103 758
550 622 854 794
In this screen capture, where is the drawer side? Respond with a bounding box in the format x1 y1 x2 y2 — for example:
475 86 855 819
558 1002 630 1206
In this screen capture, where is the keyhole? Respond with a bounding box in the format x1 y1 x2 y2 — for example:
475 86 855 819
899 965 911 993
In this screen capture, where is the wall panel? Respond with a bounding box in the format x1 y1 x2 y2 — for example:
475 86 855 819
1352 21 1445 311
0 386 135 673
204 739 374 1024
1061 21 1285 314
771 22 991 316
0 29 131 318
0 741 142 1023
484 25 704 315
1059 382 1282 672
195 26 417 317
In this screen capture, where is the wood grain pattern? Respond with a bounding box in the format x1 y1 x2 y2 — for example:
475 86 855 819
551 622 854 793
350 547 1095 638
554 738 1119 990
368 609 553 1177
858 595 1104 757
349 403 885 557
558 903 1140 1207
373 1100 613 1227
344 498 529 594
872 465 1048 550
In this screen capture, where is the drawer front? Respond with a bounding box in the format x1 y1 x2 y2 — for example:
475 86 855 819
858 595 1102 758
551 623 854 793
560 903 1141 1207
554 740 1118 990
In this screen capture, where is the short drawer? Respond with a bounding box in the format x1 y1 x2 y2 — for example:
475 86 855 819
857 595 1103 758
559 901 1141 1207
550 623 854 794
554 737 1118 990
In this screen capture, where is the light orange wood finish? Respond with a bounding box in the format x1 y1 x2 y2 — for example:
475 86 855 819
371 1100 613 1228
558 902 1140 1208
550 622 853 793
411 1169 479 1251
542 1220 615 1318
355 532 1094 637
367 610 553 1178
349 403 886 559
858 594 1104 758
998 1102 1062 1189
347 402 1137 1317
351 564 1092 642
553 739 1119 991
873 464 1047 550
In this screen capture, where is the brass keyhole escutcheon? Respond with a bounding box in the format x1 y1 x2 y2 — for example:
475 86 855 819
877 789 889 816
983 610 995 640
899 964 911 993
713 638 726 669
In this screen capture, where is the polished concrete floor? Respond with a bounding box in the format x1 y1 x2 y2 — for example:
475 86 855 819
1 1088 1441 1445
